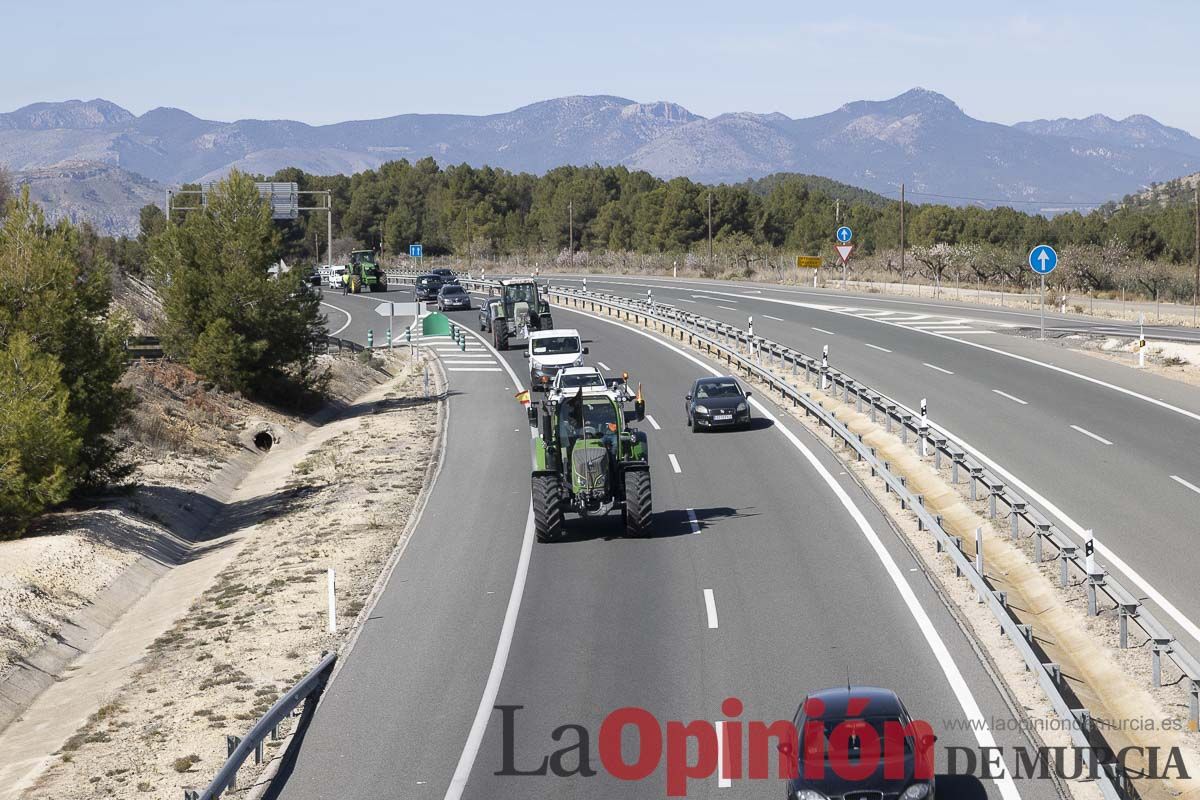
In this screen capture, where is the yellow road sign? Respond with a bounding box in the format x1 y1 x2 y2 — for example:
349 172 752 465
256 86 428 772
795 256 822 268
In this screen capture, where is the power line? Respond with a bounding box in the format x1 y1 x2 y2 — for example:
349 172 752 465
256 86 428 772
886 189 1113 207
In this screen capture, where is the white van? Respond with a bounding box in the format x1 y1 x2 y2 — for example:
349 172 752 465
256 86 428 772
526 329 587 392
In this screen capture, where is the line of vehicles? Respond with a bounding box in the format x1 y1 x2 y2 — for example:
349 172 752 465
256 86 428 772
330 265 941 799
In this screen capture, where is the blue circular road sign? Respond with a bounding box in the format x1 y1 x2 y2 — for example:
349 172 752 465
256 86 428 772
836 226 853 243
1028 244 1057 275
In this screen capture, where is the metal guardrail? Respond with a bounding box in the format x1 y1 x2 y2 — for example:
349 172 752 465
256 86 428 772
386 269 1200 794
315 334 366 354
185 653 336 800
123 335 165 361
531 282 1200 800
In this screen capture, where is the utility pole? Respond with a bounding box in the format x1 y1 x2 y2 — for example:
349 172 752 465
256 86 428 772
1194 187 1199 326
835 198 840 225
467 209 473 269
899 183 906 277
568 200 574 267
707 192 713 269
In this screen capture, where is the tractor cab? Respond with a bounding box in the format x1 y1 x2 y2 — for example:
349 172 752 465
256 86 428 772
344 249 386 293
529 383 651 540
489 279 554 349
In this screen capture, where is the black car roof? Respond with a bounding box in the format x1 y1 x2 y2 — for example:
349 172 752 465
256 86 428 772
696 376 739 385
440 284 465 291
417 273 442 280
805 686 903 718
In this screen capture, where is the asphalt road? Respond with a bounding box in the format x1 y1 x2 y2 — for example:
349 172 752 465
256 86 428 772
273 291 1062 800
540 274 1200 658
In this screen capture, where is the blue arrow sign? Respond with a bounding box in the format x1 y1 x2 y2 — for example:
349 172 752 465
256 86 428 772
836 226 853 243
409 243 423 258
1028 244 1057 275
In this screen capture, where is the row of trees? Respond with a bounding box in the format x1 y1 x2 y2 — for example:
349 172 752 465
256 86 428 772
0 183 132 534
183 160 1196 271
1 170 323 537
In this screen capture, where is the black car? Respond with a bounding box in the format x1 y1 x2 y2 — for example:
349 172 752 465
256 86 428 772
437 283 472 311
479 298 502 332
415 273 444 301
786 686 936 800
685 376 751 431
430 267 455 278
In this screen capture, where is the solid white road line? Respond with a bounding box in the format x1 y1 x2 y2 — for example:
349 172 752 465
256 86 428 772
703 589 719 629
686 507 701 533
444 328 533 800
923 362 955 375
644 414 661 430
552 303 1022 800
865 343 892 353
320 302 353 336
1070 425 1113 445
763 314 785 321
668 453 682 473
1170 475 1200 496
597 361 611 370
991 389 1029 405
812 327 836 335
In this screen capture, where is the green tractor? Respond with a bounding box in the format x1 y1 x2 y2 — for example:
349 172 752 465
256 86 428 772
490 278 554 350
343 249 387 293
529 381 652 541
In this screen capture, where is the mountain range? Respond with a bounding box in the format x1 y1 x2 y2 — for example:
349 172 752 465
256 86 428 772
3 89 1199 236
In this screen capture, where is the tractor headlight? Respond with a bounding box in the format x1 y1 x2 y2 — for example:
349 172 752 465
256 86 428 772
901 783 932 800
694 405 709 415
736 402 748 412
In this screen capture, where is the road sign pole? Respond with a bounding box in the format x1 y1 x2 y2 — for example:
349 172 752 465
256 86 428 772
1040 273 1045 340
388 303 394 350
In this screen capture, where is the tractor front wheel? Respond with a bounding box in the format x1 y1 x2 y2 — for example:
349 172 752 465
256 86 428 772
532 474 564 542
623 469 652 538
493 323 507 351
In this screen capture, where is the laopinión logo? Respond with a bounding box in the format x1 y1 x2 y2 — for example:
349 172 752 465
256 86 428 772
493 698 1190 798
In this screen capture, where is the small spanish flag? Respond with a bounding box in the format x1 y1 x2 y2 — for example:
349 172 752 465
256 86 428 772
515 389 531 408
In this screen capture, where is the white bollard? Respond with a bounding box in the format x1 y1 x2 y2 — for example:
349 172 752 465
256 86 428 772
920 398 930 457
821 345 829 390
748 316 754 337
327 568 337 633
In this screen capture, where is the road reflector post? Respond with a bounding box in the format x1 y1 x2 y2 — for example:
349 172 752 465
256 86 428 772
975 527 984 602
367 329 374 349
327 569 336 633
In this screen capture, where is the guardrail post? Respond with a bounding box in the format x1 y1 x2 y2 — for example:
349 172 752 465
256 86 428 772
951 452 964 484
869 396 877 423
854 385 862 412
969 467 984 500
1009 502 1025 539
885 405 895 432
932 438 947 469
1087 571 1105 616
1119 603 1137 648
1190 681 1199 731
1059 545 1076 587
1045 662 1062 686
255 738 264 765
900 415 912 444
183 791 199 800
988 483 1004 518
1034 522 1049 562
1152 637 1172 686
225 735 242 788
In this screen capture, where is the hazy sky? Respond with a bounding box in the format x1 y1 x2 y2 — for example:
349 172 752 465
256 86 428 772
7 0 1199 132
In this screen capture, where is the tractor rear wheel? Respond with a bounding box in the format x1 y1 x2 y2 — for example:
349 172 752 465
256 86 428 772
532 474 564 542
623 469 652 538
